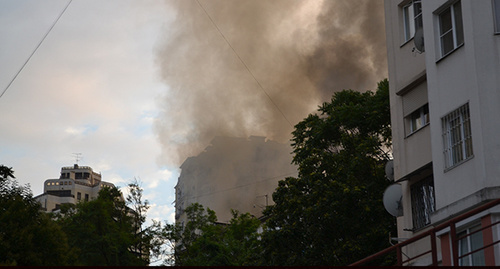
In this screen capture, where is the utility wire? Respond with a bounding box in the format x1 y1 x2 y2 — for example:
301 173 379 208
195 0 293 128
0 0 73 100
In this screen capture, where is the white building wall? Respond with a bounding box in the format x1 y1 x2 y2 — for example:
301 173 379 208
385 0 500 265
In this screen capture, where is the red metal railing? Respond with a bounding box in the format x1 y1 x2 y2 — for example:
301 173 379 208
350 198 500 266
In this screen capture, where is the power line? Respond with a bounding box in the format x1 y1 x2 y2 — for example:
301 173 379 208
195 0 293 128
0 0 73 100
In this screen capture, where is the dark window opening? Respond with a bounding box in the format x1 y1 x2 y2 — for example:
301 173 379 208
411 176 436 230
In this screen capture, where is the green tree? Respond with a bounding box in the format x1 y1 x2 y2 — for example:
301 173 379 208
166 203 263 266
0 165 70 266
127 179 165 264
261 79 395 266
58 181 166 266
59 186 147 265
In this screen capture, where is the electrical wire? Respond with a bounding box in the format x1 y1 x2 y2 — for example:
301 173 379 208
195 0 293 128
0 0 73 100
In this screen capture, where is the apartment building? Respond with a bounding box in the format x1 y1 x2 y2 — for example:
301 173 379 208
35 164 116 212
384 0 500 265
175 136 297 225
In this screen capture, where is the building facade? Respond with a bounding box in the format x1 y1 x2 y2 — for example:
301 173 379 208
35 164 116 212
385 0 500 265
175 136 297 225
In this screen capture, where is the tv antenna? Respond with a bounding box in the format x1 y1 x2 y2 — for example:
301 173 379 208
72 153 83 165
383 184 403 217
413 27 425 53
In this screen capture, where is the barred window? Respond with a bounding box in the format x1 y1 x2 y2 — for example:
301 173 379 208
411 176 435 230
442 103 473 169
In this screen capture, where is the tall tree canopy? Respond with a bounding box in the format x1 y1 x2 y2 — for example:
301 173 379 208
262 79 395 265
0 165 69 266
166 203 263 266
58 182 163 266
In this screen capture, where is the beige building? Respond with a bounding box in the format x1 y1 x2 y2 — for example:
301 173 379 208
35 164 116 212
381 0 500 266
175 136 297 225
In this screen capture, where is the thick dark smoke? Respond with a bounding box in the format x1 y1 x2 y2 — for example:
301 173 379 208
155 0 387 166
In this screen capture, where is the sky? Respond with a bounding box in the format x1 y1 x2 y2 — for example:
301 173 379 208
0 0 177 224
0 0 387 231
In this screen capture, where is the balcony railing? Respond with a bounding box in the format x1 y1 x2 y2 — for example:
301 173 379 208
350 198 500 266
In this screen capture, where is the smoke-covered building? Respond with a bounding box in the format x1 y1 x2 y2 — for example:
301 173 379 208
175 136 297 224
34 164 116 212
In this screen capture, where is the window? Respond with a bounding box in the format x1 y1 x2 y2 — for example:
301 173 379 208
438 1 464 57
407 104 429 134
494 0 500 33
403 1 423 42
411 176 435 230
458 224 485 266
442 103 473 169
77 192 81 200
85 193 89 201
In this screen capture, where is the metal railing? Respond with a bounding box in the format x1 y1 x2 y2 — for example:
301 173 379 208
350 198 500 266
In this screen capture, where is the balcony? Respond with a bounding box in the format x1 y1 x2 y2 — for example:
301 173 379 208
350 198 500 266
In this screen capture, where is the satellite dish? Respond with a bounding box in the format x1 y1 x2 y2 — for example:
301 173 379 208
414 27 425 53
385 160 394 181
383 184 403 217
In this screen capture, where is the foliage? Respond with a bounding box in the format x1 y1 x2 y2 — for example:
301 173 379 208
165 203 263 266
57 182 165 266
261 79 396 266
0 165 70 266
127 178 164 263
0 166 165 266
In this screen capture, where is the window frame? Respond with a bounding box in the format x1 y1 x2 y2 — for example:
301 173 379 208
458 223 485 266
437 0 464 58
406 103 430 135
410 175 436 230
402 1 423 43
442 103 473 170
493 0 500 34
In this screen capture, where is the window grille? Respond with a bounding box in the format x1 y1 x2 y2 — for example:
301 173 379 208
442 103 473 169
411 176 436 230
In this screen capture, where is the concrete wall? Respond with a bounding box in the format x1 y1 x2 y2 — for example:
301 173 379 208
385 0 500 264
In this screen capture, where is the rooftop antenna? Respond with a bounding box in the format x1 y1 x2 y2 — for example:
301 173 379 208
72 153 82 165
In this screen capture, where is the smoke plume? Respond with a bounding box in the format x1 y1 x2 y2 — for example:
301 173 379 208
155 0 387 166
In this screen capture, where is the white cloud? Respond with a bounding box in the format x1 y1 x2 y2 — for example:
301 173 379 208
0 0 178 224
